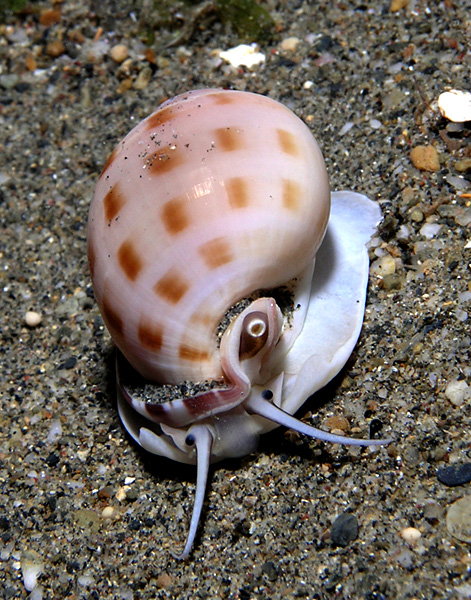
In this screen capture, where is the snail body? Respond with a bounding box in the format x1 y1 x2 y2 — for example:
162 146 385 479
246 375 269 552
88 89 389 558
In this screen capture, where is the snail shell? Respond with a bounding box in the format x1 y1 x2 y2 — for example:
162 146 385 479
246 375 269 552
88 89 390 558
88 88 329 385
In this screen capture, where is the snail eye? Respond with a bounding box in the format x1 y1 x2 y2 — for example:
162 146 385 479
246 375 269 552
185 434 196 447
262 389 273 400
239 312 269 359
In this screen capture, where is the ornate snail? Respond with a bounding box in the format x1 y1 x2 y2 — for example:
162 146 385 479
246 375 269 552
87 89 390 558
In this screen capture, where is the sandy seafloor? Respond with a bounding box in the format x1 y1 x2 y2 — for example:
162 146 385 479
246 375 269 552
1 1 470 598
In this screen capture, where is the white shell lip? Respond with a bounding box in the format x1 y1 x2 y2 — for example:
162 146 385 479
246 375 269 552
255 190 382 429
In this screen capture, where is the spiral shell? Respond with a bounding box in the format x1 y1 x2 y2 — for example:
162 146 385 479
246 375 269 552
88 88 330 385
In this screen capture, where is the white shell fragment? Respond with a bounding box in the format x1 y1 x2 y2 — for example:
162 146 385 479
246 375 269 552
21 551 44 592
445 380 471 407
400 526 422 544
437 89 471 123
218 44 265 69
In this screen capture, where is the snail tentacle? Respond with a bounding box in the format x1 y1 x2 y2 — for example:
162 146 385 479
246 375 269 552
173 424 213 560
245 393 392 447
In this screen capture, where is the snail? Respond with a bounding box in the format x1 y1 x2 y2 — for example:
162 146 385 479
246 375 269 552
87 88 391 558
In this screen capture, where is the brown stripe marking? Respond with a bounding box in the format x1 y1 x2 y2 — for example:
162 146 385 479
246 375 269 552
215 127 243 152
282 179 302 211
87 239 96 279
277 128 299 156
226 177 249 208
199 237 233 269
138 321 163 351
211 92 238 105
190 312 215 328
162 197 190 234
179 344 210 362
154 269 189 304
146 145 184 176
104 183 127 221
102 299 124 336
100 145 119 179
145 106 178 132
117 239 143 281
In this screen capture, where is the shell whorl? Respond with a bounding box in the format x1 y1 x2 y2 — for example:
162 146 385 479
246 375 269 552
88 89 330 384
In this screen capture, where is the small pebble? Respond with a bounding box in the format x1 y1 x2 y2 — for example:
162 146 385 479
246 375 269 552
390 0 408 11
25 54 37 72
447 497 471 543
116 487 127 502
75 508 100 533
400 526 421 544
261 560 279 582
371 255 396 277
110 44 129 64
98 486 113 500
437 463 471 487
331 512 359 547
144 48 156 64
25 311 42 327
423 502 442 524
395 549 414 569
455 158 471 173
78 575 95 587
156 573 173 589
410 145 440 172
369 418 384 437
102 506 115 519
133 67 153 90
46 40 65 58
117 78 133 94
410 208 424 222
446 174 469 191
325 415 350 433
39 9 61 27
58 356 77 370
339 122 354 135
30 586 43 600
445 380 470 406
419 222 441 239
125 487 139 502
242 495 257 508
46 420 62 443
280 37 300 52
380 273 402 291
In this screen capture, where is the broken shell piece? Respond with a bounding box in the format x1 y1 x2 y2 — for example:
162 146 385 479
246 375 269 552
437 89 471 123
218 43 265 69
